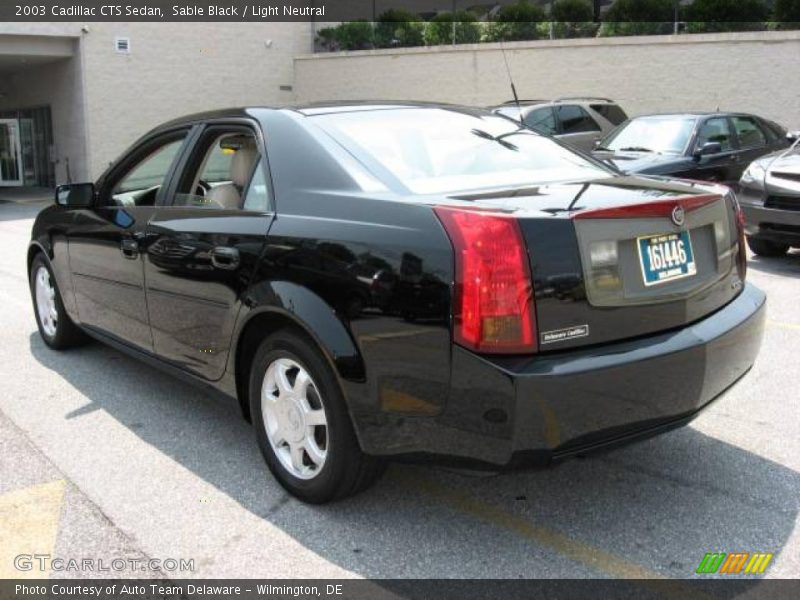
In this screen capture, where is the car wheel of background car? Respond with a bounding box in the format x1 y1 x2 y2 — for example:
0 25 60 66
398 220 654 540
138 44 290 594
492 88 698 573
249 328 385 503
29 254 87 350
746 237 789 257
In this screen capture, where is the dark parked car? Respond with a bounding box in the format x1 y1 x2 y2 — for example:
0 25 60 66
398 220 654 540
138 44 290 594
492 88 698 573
30 103 765 503
492 97 628 152
739 136 800 256
593 112 790 185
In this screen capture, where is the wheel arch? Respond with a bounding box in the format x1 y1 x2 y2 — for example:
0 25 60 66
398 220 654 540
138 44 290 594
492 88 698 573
232 283 366 422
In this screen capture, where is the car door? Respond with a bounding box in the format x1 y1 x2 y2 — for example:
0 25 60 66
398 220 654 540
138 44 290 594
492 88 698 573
730 115 772 179
144 121 274 380
67 128 191 351
685 116 739 184
554 104 603 152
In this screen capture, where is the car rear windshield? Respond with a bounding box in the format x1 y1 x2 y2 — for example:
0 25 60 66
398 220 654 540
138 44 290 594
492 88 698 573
602 116 697 154
591 103 628 126
314 107 612 195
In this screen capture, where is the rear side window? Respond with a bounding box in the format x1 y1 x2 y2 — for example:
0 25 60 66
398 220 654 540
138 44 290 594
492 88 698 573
524 107 557 135
591 103 628 126
556 105 601 134
732 116 767 148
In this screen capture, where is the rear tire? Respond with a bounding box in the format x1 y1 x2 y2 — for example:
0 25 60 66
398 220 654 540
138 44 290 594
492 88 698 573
746 237 789 257
249 329 385 503
29 254 87 350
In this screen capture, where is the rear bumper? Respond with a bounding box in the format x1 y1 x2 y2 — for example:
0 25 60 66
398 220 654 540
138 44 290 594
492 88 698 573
364 284 766 468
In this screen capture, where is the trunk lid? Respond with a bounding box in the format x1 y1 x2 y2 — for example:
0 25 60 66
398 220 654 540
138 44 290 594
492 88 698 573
448 176 744 351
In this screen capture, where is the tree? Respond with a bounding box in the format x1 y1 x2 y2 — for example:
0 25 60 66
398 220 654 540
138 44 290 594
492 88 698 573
484 0 547 42
553 0 594 22
598 0 675 36
773 0 800 29
374 9 425 48
551 0 598 38
424 11 482 45
316 21 374 51
685 0 769 32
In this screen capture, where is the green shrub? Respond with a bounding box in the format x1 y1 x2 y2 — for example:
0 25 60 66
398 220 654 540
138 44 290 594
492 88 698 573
484 0 547 42
374 9 425 48
316 21 374 51
599 0 674 36
684 0 769 32
424 11 482 45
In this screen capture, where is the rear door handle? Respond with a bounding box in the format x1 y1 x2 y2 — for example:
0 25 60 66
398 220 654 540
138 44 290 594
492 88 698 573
210 246 240 270
120 238 139 259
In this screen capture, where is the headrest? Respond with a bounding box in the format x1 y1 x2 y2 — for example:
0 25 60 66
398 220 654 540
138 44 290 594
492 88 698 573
230 140 258 188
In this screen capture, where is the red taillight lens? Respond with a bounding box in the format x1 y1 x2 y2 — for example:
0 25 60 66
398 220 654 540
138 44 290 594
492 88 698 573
434 206 537 354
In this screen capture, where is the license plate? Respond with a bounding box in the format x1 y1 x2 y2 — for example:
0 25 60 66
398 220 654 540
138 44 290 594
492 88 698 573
637 231 696 286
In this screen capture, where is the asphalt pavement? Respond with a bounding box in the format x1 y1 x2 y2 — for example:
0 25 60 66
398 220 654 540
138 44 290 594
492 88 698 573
0 198 798 581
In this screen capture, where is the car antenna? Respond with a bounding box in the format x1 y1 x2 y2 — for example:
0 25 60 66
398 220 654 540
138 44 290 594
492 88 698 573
500 40 523 123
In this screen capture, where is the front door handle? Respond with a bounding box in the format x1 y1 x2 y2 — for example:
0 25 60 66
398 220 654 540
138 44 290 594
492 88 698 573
120 238 139 259
210 246 240 270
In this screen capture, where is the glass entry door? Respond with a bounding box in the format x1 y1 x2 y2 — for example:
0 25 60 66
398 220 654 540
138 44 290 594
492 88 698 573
0 119 23 186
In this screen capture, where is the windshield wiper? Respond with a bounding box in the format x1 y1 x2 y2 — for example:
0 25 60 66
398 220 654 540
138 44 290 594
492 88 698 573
471 128 519 151
618 146 656 153
594 145 612 151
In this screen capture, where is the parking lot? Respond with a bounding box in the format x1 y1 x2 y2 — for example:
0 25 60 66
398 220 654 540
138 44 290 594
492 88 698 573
0 196 798 581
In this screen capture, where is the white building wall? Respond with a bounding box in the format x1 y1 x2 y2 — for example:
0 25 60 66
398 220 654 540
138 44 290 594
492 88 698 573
295 31 800 130
80 23 312 178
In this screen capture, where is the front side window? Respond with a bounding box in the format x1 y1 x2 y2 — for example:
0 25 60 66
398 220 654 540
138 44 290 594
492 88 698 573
109 135 186 207
315 108 612 195
732 116 767 148
556 105 601 134
696 118 733 152
174 130 267 211
602 117 696 155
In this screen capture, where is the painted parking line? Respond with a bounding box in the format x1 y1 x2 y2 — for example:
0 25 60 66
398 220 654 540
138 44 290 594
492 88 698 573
0 479 65 578
768 320 800 332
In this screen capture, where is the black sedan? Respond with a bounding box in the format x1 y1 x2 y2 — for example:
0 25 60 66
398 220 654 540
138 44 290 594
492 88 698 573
593 112 790 185
739 137 800 256
30 103 765 503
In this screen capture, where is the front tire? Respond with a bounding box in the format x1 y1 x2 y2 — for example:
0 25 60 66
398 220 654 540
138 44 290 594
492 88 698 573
29 254 86 349
746 237 789 257
249 329 385 503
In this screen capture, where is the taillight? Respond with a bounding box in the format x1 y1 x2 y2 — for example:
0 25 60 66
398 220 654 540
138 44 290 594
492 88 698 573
434 206 537 354
732 195 747 281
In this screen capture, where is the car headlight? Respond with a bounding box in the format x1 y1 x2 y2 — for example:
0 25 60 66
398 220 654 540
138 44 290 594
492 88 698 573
740 162 766 186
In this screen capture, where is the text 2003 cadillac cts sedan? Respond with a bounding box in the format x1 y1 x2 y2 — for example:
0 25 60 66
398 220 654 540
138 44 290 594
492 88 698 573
29 103 765 503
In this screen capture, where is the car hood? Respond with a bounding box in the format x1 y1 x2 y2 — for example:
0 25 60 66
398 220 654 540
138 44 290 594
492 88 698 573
753 149 800 173
591 150 689 175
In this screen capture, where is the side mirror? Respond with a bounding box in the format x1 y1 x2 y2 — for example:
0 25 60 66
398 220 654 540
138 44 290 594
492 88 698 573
787 130 800 142
55 183 95 208
693 142 723 160
593 139 602 148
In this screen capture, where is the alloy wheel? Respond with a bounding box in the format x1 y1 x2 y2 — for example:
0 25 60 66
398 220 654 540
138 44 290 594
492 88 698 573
260 358 328 480
35 266 58 337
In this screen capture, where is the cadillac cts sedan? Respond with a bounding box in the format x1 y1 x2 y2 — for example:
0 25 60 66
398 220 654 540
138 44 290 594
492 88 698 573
29 104 765 503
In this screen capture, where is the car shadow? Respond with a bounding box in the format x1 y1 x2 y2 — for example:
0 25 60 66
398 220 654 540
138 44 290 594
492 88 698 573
746 249 800 277
28 332 798 583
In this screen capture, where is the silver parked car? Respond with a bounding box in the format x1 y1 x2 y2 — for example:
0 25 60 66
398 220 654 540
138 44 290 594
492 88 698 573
491 97 628 152
739 132 800 256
